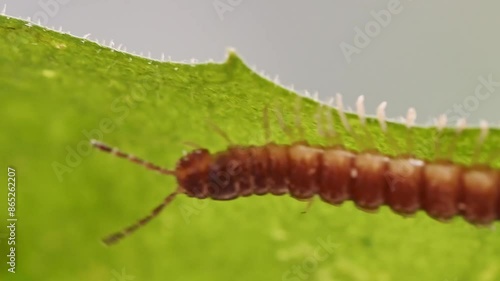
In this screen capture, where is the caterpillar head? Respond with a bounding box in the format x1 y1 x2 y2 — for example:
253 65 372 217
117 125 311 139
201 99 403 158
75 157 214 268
175 149 213 197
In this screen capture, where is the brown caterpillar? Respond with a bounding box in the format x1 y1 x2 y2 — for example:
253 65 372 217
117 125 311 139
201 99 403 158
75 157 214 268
92 97 499 246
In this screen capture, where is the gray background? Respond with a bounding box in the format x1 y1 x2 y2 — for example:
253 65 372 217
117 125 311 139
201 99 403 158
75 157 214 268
3 0 500 125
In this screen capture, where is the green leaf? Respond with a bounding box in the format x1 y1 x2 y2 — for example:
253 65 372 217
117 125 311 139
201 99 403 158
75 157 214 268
1 15 499 281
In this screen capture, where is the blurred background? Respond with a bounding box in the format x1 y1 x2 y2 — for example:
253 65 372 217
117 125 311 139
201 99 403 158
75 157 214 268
3 0 500 125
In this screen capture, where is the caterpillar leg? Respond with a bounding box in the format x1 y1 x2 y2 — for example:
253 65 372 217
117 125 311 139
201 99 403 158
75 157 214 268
207 120 233 145
299 198 315 214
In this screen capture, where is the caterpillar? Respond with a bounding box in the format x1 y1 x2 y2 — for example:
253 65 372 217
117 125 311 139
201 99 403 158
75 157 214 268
92 95 499 246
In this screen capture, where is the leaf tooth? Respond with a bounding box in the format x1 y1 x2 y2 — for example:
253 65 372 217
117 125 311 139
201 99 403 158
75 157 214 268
377 101 387 132
406 107 416 128
456 118 467 134
273 75 280 85
327 96 335 107
336 93 351 133
356 95 366 126
312 92 319 102
479 120 489 144
435 114 447 132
